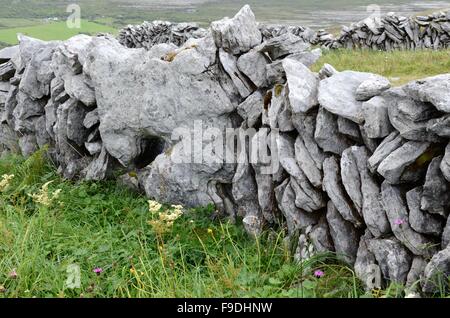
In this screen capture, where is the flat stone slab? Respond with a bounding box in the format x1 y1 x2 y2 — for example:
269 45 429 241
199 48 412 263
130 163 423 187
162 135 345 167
318 71 389 124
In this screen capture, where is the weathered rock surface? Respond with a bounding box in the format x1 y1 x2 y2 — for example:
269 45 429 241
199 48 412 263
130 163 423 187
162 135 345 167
283 58 318 114
355 231 382 290
427 115 450 138
367 131 404 172
441 143 450 182
421 156 450 217
368 237 412 285
377 141 430 184
323 156 362 228
404 74 450 113
0 45 19 64
381 181 437 258
355 77 391 101
256 33 310 60
388 93 442 142
442 218 450 249
237 49 269 87
314 107 353 155
237 91 263 128
406 187 444 237
326 201 360 265
362 96 394 138
318 71 389 124
211 5 261 55
406 256 427 291
422 245 450 293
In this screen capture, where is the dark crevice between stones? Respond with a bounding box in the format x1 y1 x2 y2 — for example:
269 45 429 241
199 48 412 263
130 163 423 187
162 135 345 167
134 136 166 169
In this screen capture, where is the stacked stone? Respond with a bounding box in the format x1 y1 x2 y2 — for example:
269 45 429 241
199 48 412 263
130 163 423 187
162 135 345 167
117 10 450 52
335 10 450 50
117 21 207 49
0 6 449 295
0 34 117 180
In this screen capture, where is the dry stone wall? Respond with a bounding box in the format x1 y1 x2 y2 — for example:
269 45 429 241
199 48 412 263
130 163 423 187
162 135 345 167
119 10 450 51
1 5 449 295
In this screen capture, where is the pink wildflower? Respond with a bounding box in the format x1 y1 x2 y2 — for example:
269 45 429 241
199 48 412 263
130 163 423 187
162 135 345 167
314 270 325 278
93 267 103 275
9 269 17 279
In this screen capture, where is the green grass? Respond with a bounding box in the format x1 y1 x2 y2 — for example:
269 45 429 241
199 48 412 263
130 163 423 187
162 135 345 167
0 150 368 298
0 20 117 45
0 18 43 29
312 49 450 85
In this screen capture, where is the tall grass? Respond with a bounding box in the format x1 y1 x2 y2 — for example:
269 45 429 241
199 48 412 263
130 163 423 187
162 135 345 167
0 151 366 298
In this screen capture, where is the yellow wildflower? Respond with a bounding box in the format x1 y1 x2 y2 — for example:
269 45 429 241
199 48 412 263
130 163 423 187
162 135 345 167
0 174 14 192
148 201 184 235
207 228 213 235
29 181 62 207
148 200 162 214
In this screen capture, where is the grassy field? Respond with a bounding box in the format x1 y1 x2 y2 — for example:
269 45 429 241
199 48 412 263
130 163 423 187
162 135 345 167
3 150 441 298
0 20 117 45
312 49 450 85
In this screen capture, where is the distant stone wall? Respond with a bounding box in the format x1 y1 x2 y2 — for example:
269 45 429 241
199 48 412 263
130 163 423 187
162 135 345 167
118 10 450 51
1 6 449 295
117 21 207 49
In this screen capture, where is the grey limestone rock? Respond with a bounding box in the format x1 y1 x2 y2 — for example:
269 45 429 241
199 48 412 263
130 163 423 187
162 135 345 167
237 49 269 87
0 45 19 64
355 77 391 101
381 181 437 258
427 115 450 138
282 58 318 114
368 237 412 285
337 117 361 142
367 131 404 173
404 74 450 113
318 71 389 124
421 156 450 218
314 107 353 155
362 95 394 138
323 156 362 228
294 135 322 188
422 245 450 294
326 201 360 265
441 143 450 182
83 109 99 129
377 141 430 184
211 5 262 55
406 256 427 291
355 230 383 290
219 49 253 99
256 32 310 60
407 187 444 237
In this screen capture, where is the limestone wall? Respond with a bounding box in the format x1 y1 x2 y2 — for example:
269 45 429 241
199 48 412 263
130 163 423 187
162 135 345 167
0 5 449 295
118 10 450 51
